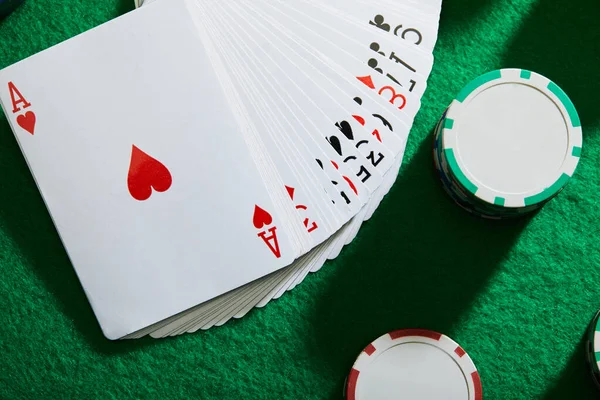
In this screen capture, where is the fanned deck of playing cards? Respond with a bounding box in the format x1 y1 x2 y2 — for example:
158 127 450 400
0 0 441 339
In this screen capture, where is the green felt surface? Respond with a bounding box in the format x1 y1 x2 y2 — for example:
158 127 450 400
1 0 599 398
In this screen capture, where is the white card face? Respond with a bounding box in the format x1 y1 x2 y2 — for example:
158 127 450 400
223 0 410 154
0 0 296 339
189 10 348 241
192 4 367 215
196 2 377 200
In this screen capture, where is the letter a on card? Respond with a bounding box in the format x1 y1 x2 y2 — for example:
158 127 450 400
8 81 31 113
252 205 281 258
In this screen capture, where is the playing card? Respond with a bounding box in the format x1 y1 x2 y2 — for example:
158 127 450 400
234 0 430 124
209 0 416 161
199 0 392 204
0 0 301 339
243 0 434 97
192 10 351 237
193 4 369 219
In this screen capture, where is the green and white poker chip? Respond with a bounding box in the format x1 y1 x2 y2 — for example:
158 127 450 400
434 68 582 218
586 309 600 389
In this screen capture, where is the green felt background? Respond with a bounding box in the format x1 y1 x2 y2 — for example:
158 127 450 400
1 0 599 398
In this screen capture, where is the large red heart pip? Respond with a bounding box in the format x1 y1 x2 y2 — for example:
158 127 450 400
127 145 172 201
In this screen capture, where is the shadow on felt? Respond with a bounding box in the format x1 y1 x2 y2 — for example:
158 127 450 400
307 128 532 398
436 0 497 30
542 322 600 400
542 328 597 400
502 0 600 129
306 0 600 393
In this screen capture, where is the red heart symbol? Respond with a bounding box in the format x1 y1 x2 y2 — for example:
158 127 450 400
17 111 36 135
127 145 172 201
253 205 273 229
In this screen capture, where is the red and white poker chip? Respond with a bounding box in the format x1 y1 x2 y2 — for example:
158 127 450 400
345 329 482 400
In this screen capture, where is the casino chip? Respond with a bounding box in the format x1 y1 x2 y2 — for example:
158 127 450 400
433 69 582 219
0 0 24 18
586 310 600 389
345 329 482 400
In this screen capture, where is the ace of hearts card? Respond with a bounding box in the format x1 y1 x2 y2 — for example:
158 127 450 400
0 0 296 339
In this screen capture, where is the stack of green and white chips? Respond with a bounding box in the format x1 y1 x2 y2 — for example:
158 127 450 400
433 69 582 219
